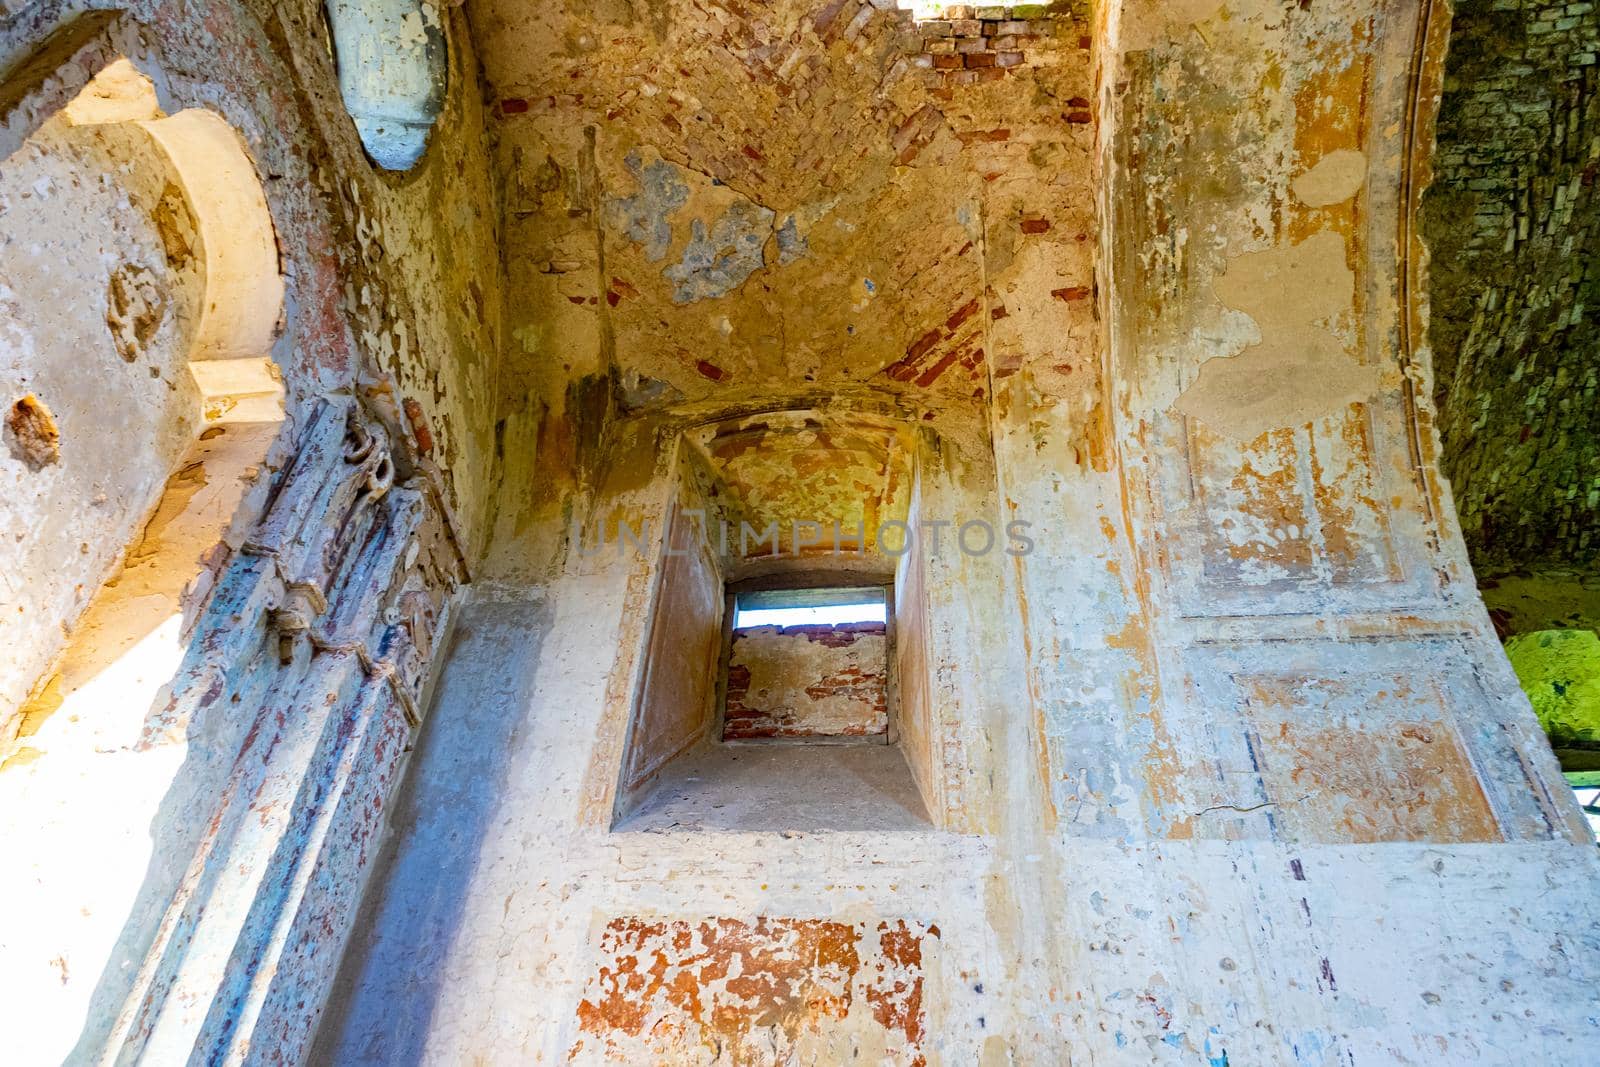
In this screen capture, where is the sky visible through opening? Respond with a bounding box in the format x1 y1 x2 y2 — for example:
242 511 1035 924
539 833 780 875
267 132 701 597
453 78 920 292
734 594 887 630
1574 785 1600 835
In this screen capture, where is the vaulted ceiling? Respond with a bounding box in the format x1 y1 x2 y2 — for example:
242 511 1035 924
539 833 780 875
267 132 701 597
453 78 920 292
467 0 1094 416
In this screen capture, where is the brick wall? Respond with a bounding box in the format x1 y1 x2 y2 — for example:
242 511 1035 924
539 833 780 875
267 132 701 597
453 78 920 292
1423 0 1600 572
723 622 889 740
904 5 1067 86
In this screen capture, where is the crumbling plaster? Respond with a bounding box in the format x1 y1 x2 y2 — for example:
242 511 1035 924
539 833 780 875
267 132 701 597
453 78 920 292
319 0 1600 1062
0 1 493 1061
724 621 890 739
1 0 504 556
1 0 1598 1062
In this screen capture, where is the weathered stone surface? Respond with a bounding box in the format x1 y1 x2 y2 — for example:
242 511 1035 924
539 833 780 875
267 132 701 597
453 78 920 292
1424 0 1600 572
0 1 1597 1064
724 621 889 738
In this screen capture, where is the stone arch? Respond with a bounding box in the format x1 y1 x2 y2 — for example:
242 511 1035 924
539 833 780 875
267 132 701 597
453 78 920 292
0 55 285 751
323 0 448 171
0 49 292 1063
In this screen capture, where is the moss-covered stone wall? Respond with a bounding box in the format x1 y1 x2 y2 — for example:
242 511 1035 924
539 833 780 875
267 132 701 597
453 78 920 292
1424 0 1600 573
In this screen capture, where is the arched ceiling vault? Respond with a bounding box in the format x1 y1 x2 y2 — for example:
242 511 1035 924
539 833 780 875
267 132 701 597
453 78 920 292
465 0 1097 424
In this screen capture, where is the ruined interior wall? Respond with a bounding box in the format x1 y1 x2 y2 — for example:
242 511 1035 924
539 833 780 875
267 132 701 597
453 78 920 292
0 1 502 503
318 414 1024 1062
1423 0 1600 578
0 108 205 740
265 0 505 561
723 621 888 740
0 2 492 1061
1055 0 1600 1058
615 456 724 809
317 0 1170 1059
892 479 937 809
318 0 1600 1063
470 0 1024 583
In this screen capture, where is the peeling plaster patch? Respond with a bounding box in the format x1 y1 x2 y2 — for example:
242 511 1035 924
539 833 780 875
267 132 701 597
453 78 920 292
1211 230 1352 325
1174 327 1378 442
1291 149 1367 207
106 263 167 363
605 151 690 261
1119 0 1225 53
775 214 807 266
571 917 931 1065
5 395 60 470
665 198 775 303
1177 230 1379 440
1250 719 1501 843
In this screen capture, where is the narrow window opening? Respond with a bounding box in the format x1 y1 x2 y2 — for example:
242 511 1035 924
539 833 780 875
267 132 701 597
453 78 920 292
324 0 448 171
610 428 939 833
733 587 887 631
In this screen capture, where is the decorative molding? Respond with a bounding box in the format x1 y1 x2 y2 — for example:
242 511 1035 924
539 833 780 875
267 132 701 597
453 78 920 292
99 395 465 1065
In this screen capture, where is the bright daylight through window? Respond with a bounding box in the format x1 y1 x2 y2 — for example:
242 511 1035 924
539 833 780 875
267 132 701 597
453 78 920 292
733 587 888 630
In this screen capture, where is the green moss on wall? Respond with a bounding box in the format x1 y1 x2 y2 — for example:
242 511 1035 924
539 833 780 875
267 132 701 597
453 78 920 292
1423 0 1600 571
1505 629 1600 746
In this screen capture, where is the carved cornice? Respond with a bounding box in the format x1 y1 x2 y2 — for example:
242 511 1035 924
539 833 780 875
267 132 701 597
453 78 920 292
245 397 464 727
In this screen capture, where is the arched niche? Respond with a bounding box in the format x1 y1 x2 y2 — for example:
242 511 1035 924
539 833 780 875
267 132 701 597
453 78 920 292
607 411 945 833
0 54 288 1063
0 57 285 750
324 0 448 171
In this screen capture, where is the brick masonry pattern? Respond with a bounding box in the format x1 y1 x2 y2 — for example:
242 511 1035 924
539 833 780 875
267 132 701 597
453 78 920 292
1423 0 1600 570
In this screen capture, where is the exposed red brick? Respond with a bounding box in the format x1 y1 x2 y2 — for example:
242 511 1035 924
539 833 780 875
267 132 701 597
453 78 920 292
695 359 726 381
723 623 888 740
1051 285 1092 302
819 0 857 36
402 397 434 456
945 297 980 331
1021 217 1051 234
868 921 927 1047
498 97 529 115
906 327 942 361
914 349 962 388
